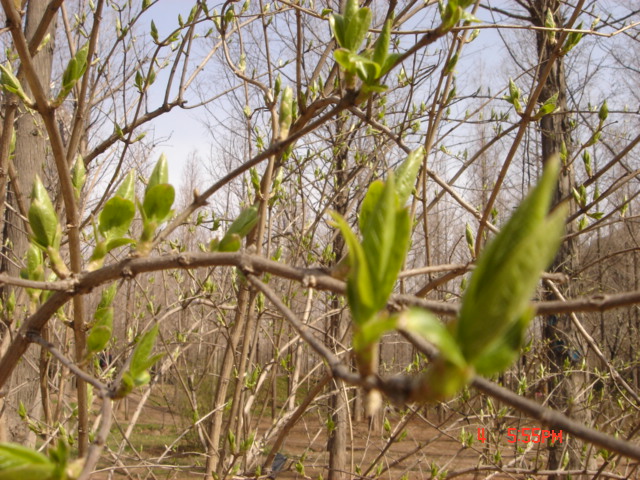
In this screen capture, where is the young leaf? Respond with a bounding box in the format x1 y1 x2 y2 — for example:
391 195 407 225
147 154 169 193
142 184 175 222
399 309 466 368
129 324 163 385
353 313 398 356
545 8 557 44
358 180 384 234
455 156 566 363
0 63 32 104
116 170 136 203
598 100 608 123
0 443 55 480
87 308 113 356
87 284 118 355
372 19 392 70
377 207 411 301
562 22 584 55
360 175 396 296
99 196 136 239
330 212 376 324
57 44 89 103
330 0 371 52
394 148 424 206
218 206 259 251
472 309 532 376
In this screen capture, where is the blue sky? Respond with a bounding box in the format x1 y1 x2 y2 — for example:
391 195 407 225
144 1 209 185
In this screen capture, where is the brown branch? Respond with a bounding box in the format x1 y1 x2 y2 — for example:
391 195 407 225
248 274 640 463
0 273 75 291
27 0 64 55
151 93 350 248
2 251 640 398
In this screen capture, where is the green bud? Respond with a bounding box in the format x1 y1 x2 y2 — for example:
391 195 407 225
29 176 61 250
278 87 293 139
465 223 475 255
71 156 86 200
116 170 136 203
147 154 169 193
545 9 556 45
598 100 608 123
0 63 32 104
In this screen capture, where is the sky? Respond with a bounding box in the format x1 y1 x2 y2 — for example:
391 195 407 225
144 1 210 184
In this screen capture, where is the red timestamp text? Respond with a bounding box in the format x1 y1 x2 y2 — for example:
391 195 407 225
477 427 563 444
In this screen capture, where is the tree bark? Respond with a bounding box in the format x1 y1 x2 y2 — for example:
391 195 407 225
0 0 56 447
327 117 351 480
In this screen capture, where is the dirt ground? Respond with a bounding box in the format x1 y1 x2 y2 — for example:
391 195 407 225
92 393 537 480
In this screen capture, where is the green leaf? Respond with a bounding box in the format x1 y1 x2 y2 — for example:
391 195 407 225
582 151 592 177
218 233 242 252
465 223 475 255
116 170 136 203
24 243 44 280
439 0 463 31
472 309 532 376
98 282 118 310
87 284 118 355
334 48 358 75
87 307 113 355
360 175 396 297
455 156 566 363
377 207 411 300
226 205 259 239
142 184 175 222
99 196 135 239
147 154 169 193
105 237 135 252
443 52 458 75
329 13 346 49
333 0 371 52
150 20 159 42
57 44 89 103
0 63 32 104
507 78 519 101
0 443 55 480
372 19 392 68
536 92 558 118
562 22 583 54
380 52 401 78
398 309 466 368
394 148 424 206
545 8 556 44
354 54 380 84
330 212 376 324
130 324 163 381
353 313 398 355
358 181 383 240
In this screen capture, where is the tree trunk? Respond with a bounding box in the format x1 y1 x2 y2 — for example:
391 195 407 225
327 118 351 480
0 0 56 447
530 1 589 477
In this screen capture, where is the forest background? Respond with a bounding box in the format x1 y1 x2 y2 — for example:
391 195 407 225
0 1 639 479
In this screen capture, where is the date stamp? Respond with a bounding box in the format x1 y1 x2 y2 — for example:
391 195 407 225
477 427 563 444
